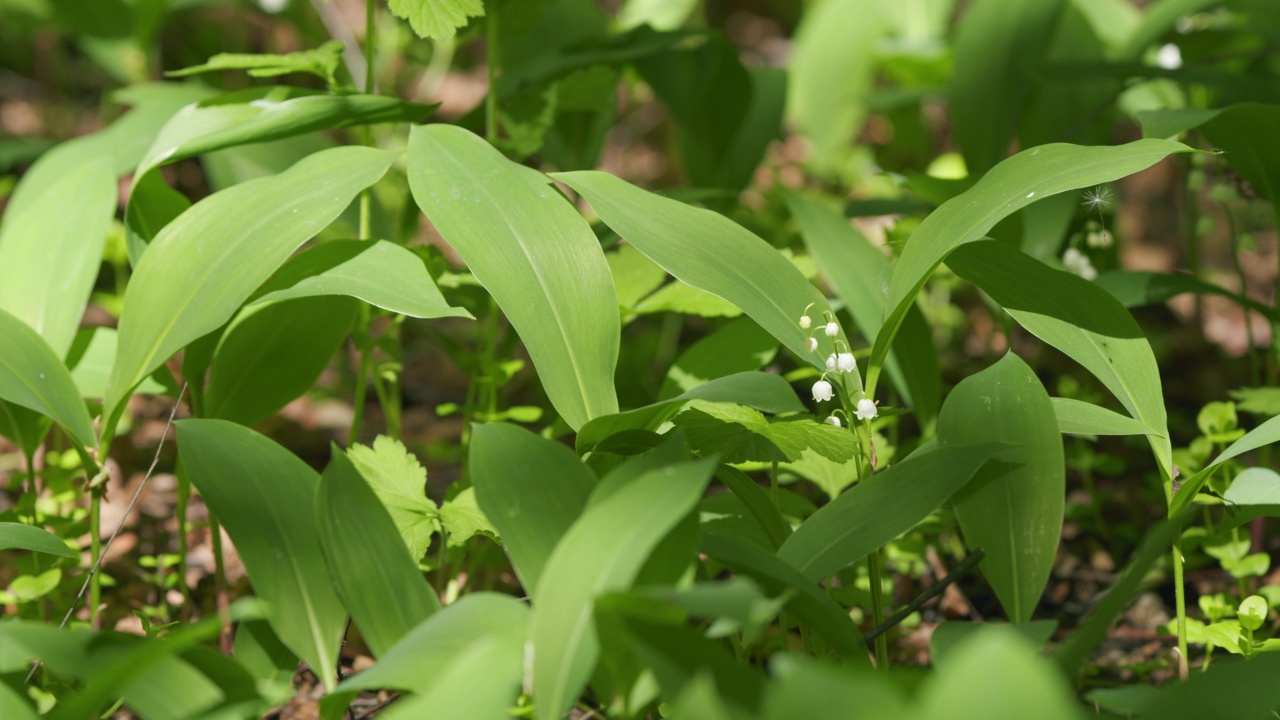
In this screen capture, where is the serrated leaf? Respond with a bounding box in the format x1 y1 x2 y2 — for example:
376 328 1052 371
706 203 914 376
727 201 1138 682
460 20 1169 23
167 41 345 85
347 436 438 560
389 0 485 41
764 418 856 464
439 488 498 547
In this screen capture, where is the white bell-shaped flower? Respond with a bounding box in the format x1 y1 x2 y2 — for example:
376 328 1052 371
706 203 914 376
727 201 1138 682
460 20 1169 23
805 337 818 353
812 380 834 402
826 354 838 372
837 352 856 373
824 415 842 428
799 315 812 330
855 398 878 421
824 322 840 337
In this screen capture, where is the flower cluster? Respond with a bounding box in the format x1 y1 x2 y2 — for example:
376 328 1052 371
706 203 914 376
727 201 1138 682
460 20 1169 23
1062 247 1097 281
798 305 877 423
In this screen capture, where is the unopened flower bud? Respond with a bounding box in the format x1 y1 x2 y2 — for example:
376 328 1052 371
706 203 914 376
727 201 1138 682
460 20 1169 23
805 337 818 353
824 415 841 428
826 354 838 372
799 315 812 329
824 322 839 337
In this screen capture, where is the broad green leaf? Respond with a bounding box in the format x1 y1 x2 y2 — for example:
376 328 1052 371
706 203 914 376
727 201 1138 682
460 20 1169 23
1171 413 1280 514
1017 2 1118 150
673 403 857 465
438 487 498 547
176 420 347 692
124 170 193 262
249 240 472 319
135 90 431 180
167 41 345 85
871 139 1192 398
701 532 870 665
0 522 75 558
203 296 359 425
531 456 716 720
0 682 38 720
635 279 744 318
338 593 529 694
931 620 1059 667
1200 103 1280 224
578 372 804 455
786 0 887 175
389 0 484 41
1052 397 1160 436
938 353 1063 623
763 654 906 720
0 157 115 358
785 192 940 428
607 242 667 312
0 308 97 450
950 0 1065 174
917 627 1085 720
1218 468 1280 531
716 465 791 551
620 616 766 715
608 578 783 638
552 171 855 385
347 436 438 561
408 125 619 430
471 423 596 593
66 328 171 400
1095 270 1279 323
669 673 735 720
377 635 525 720
1132 652 1280 720
661 317 778 399
777 443 996 581
1117 0 1224 61
105 146 397 426
233 620 296 705
946 240 1172 478
617 0 699 30
316 448 440 658
7 83 212 211
0 401 51 457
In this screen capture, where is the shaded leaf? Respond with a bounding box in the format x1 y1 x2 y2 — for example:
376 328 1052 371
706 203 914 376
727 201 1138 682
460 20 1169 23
0 308 97 450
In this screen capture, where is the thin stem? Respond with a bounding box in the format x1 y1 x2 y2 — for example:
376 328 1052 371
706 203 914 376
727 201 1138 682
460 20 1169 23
1164 476 1189 678
350 305 372 445
864 549 986 642
89 486 101 629
210 513 232 654
485 4 499 144
176 467 191 620
1223 204 1259 385
868 550 890 668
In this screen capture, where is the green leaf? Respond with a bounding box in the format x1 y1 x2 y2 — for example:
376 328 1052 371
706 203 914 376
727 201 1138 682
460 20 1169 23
777 443 997 581
786 0 887 175
0 401 51 458
105 146 397 427
917 627 1085 720
438 487 498 547
947 240 1172 479
249 240 472 319
785 192 940 428
763 654 906 720
0 522 75 558
204 296 359 426
1052 397 1160 436
607 242 667 312
339 594 528 720
1132 652 1280 720
620 616 766 715
1199 103 1280 225
388 0 484 41
673 404 857 465
930 620 1060 667
408 125 619 430
0 157 116 358
347 435 438 562
470 422 596 593
67 328 170 401
661 317 778 399
531 456 717 720
0 308 97 450
552 171 856 384
871 139 1193 399
1219 468 1280 531
1173 413 1280 514
135 90 431 181
938 353 1064 623
951 0 1065 174
700 532 870 665
634 279 744 318
715 465 791 551
1096 270 1280 324
315 448 440 658
578 372 805 456
167 41 345 85
176 420 347 691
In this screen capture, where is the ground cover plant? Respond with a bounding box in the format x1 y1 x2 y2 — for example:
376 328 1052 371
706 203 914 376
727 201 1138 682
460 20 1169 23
1 0 1280 717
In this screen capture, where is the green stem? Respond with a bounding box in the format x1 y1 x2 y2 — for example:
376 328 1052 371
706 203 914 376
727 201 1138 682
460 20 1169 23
175 466 191 620
868 549 890 668
1164 477 1189 677
1223 204 1259 385
89 486 101 629
351 305 372 445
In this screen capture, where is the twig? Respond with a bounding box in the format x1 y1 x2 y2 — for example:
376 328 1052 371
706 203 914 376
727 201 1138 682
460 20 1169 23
864 549 986 644
27 384 187 683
